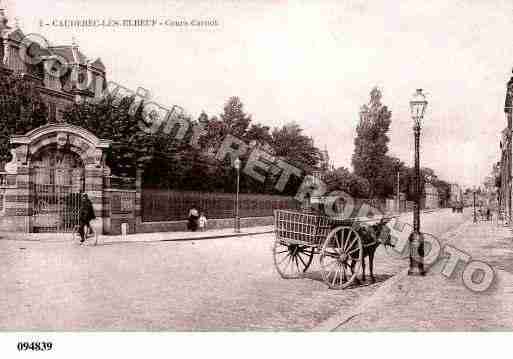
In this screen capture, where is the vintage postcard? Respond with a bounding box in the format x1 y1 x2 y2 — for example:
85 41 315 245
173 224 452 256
0 0 511 357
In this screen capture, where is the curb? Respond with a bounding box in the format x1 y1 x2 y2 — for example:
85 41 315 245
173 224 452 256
100 229 275 245
0 229 275 244
312 268 409 331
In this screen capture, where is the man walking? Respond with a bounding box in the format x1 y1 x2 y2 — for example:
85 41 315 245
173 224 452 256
79 193 95 244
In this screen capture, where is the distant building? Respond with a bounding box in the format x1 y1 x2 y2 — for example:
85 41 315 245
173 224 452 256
424 183 439 209
449 183 462 203
463 192 474 207
319 146 334 173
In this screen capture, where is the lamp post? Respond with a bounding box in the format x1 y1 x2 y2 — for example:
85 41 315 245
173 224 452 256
234 157 241 233
473 187 477 223
408 89 428 276
396 170 400 213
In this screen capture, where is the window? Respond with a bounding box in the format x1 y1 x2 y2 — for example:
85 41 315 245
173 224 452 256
49 102 57 123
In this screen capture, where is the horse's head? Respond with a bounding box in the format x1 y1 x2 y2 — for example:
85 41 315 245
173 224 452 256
372 217 394 248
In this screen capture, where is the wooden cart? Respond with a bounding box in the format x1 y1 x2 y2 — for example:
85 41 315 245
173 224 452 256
273 209 391 289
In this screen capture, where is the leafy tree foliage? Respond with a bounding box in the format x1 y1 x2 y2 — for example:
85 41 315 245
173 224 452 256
325 167 370 198
220 96 252 138
64 94 320 195
0 72 48 166
432 178 451 206
352 88 392 198
63 95 154 178
271 122 321 172
199 102 321 195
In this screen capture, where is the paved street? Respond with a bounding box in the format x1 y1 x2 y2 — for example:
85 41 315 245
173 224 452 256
0 209 467 330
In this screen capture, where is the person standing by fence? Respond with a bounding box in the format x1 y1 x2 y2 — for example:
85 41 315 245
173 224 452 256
199 212 208 231
188 206 199 231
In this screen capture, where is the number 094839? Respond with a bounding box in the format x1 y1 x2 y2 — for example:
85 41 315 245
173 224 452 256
17 342 53 351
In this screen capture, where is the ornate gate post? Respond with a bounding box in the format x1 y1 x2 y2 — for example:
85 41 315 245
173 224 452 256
135 168 143 230
2 146 32 232
84 149 106 235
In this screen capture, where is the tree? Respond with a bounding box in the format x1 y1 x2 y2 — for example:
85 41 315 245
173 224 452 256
199 106 322 194
352 87 392 198
433 179 451 207
220 96 252 138
271 122 321 172
377 155 408 198
245 123 273 147
200 97 253 154
325 167 370 198
63 95 156 178
0 72 48 166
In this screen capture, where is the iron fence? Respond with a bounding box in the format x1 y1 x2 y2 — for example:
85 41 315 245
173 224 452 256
105 175 137 190
141 189 300 222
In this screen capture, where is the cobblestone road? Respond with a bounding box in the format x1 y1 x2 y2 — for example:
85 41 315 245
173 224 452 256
0 209 466 330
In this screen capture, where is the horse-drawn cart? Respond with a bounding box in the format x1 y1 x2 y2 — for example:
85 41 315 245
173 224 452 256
273 209 394 290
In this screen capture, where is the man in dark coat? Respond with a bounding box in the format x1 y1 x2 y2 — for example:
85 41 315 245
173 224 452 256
188 206 199 232
79 193 95 243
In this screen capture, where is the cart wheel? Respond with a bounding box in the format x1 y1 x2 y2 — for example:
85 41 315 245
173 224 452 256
273 239 314 279
320 226 363 289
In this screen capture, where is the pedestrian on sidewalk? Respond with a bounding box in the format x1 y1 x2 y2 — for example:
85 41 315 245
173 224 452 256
78 193 95 244
198 212 208 232
188 206 199 232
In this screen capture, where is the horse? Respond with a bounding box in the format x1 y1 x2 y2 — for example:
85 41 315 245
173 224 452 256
348 217 394 283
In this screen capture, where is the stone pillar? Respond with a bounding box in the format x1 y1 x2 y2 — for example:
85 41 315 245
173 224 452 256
102 167 111 234
84 164 104 234
135 168 143 231
2 145 31 232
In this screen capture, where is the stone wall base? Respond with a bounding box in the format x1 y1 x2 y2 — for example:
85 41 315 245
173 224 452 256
0 216 30 232
136 216 274 234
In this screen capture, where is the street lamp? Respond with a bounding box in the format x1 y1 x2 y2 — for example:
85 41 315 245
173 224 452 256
473 187 477 223
408 89 428 276
234 157 241 233
396 169 400 214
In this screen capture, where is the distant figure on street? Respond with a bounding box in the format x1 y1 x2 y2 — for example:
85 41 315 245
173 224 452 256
79 193 95 244
486 207 491 221
198 212 208 232
188 206 199 231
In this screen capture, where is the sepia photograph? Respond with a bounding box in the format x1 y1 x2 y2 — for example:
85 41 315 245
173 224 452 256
0 0 512 357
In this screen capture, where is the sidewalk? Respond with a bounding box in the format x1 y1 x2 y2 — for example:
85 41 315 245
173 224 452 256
0 208 441 244
0 225 274 243
316 219 513 331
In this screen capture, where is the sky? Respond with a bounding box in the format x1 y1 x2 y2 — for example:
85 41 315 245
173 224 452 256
4 0 513 189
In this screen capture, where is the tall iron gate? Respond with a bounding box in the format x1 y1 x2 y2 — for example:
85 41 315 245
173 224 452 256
31 167 84 232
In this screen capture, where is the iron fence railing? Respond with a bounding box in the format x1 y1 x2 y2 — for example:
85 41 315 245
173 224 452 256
141 189 300 222
105 175 137 190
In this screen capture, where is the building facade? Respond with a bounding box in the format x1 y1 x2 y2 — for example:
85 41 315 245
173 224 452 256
0 5 106 121
499 72 513 222
449 183 462 204
424 183 439 209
